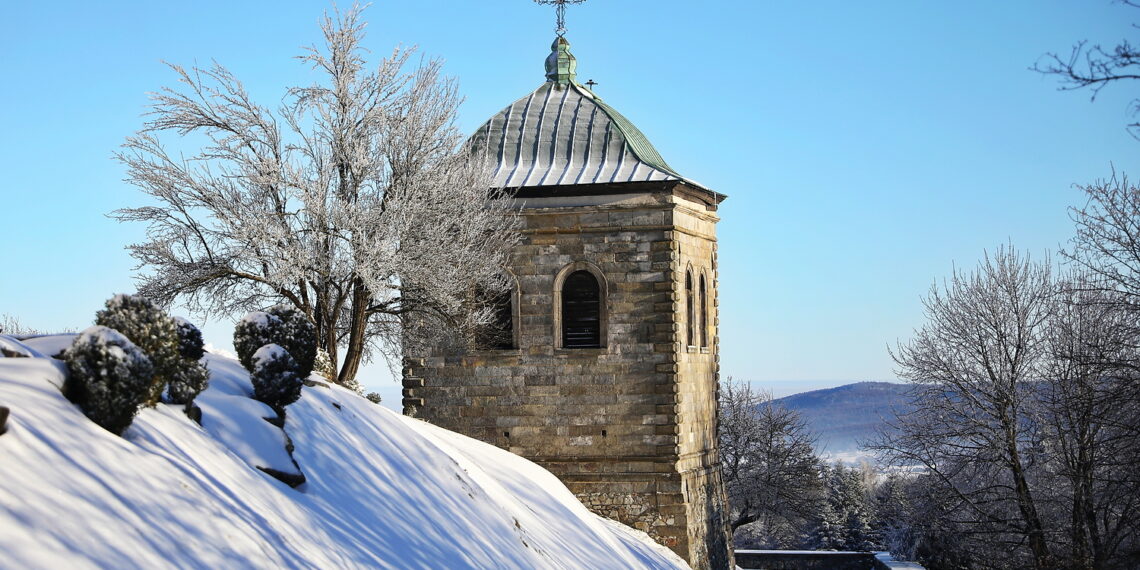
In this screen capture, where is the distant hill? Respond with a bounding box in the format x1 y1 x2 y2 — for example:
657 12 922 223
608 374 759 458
771 382 914 459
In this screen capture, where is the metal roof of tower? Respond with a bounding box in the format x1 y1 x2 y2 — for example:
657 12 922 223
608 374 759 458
470 37 713 194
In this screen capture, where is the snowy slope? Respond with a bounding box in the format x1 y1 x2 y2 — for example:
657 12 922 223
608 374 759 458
0 336 685 569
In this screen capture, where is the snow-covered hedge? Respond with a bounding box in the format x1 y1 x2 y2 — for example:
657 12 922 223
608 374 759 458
233 311 277 373
313 347 336 381
250 344 303 412
234 306 316 379
63 326 154 435
95 294 181 405
94 295 210 408
269 306 316 379
233 305 318 413
173 316 206 361
165 317 211 406
167 360 210 406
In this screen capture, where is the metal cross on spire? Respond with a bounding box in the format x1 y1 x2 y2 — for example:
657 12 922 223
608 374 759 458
534 0 586 37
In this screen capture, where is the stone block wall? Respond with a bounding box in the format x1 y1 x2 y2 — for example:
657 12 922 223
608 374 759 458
404 186 732 569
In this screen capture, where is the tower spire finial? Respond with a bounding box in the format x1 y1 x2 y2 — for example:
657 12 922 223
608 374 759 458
545 36 577 85
536 1 585 85
534 0 586 37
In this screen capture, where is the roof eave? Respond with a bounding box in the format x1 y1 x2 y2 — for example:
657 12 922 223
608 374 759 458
493 178 727 209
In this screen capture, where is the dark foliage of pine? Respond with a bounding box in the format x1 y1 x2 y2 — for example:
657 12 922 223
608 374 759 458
249 344 303 412
95 294 182 406
63 326 154 435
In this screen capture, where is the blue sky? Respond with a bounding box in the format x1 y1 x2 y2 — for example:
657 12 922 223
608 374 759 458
3 1 1139 405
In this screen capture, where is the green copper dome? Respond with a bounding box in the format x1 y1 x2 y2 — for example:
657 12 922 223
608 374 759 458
469 36 714 194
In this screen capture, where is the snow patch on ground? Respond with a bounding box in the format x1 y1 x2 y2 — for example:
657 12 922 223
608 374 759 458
18 333 77 358
0 335 46 358
0 343 686 568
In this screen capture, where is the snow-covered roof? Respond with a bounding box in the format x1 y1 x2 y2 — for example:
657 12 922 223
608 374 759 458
470 37 714 194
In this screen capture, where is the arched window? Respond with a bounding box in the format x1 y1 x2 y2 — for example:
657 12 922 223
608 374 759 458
699 273 708 348
686 270 695 347
562 270 601 348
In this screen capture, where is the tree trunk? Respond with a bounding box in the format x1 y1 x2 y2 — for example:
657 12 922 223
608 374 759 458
337 279 370 384
1071 421 1094 570
1004 411 1052 569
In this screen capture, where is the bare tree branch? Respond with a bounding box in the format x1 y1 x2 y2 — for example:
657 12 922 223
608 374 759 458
1033 2 1140 138
719 378 824 546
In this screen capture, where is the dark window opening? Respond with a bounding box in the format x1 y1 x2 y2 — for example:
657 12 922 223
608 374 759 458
686 271 695 347
562 270 601 348
699 274 708 348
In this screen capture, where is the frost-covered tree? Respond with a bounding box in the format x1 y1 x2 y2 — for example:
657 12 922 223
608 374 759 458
1035 277 1140 569
250 344 303 413
872 473 921 560
815 463 878 552
1067 173 1140 331
719 378 823 548
63 326 155 435
810 500 846 551
113 4 518 387
877 246 1140 568
877 246 1056 568
804 464 880 551
1 313 41 336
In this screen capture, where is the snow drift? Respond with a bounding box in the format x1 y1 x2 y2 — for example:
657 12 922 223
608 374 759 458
0 335 685 569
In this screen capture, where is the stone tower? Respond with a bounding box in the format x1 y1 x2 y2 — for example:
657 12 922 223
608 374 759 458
402 35 733 569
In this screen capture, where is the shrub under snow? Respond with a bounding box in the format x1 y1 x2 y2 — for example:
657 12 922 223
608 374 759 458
167 361 210 406
95 294 181 405
233 311 280 373
173 316 206 361
63 326 154 435
250 344 303 412
267 305 316 379
234 305 317 379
